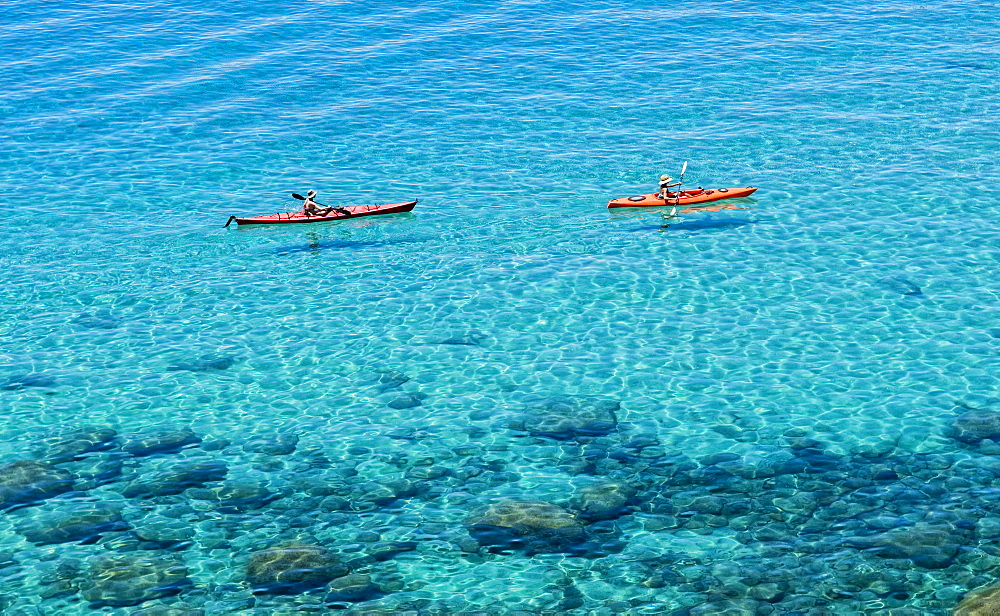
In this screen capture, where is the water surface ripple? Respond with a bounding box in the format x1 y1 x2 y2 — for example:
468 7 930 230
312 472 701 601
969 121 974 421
2 0 999 613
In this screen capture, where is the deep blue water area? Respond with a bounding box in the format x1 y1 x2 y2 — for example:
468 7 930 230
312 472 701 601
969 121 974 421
2 0 1000 613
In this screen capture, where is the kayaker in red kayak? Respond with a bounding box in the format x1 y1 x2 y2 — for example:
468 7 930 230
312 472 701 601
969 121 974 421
658 174 681 200
300 189 351 217
302 190 323 215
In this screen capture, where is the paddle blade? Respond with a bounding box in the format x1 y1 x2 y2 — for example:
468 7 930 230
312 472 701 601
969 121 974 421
292 193 306 200
680 160 688 176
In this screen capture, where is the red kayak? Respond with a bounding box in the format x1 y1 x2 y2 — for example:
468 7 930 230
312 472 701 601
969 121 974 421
231 200 417 226
608 187 757 208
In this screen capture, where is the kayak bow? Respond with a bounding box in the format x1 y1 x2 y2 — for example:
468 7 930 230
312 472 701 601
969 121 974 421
608 187 757 208
232 200 417 225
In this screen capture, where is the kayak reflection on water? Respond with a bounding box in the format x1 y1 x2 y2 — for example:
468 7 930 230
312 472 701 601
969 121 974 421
670 202 751 216
306 231 320 255
658 203 753 232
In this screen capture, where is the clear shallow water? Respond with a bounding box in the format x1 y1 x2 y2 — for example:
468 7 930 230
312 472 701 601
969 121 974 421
2 0 1000 613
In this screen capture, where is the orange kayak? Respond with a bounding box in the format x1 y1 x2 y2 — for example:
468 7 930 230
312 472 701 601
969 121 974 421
232 200 417 225
608 187 757 208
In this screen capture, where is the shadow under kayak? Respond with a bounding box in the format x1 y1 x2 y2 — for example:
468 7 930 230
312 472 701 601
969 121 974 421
608 187 757 208
229 200 417 225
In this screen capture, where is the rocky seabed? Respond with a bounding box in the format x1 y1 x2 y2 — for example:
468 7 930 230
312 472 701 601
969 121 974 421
2 394 1000 615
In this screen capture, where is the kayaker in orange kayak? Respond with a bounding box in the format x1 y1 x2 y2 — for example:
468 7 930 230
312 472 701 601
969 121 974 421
299 189 353 217
658 174 681 200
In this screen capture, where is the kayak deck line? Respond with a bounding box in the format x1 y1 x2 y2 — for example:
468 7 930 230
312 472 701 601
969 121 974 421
608 187 757 208
232 200 417 225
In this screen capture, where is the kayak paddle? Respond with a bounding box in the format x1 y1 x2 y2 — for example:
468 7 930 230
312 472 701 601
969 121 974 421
665 160 688 218
675 160 688 203
292 192 335 206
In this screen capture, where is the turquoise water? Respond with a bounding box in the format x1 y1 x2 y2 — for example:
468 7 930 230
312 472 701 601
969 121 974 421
2 0 1000 613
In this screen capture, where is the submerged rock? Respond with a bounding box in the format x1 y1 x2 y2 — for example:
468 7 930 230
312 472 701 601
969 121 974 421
246 542 347 594
70 453 126 489
122 460 227 499
74 310 120 330
572 482 638 522
351 480 415 510
0 552 16 570
166 356 235 372
508 397 620 440
387 393 426 410
374 370 410 393
120 426 202 457
243 433 298 456
878 275 923 297
130 605 204 616
465 500 585 555
954 583 1000 615
843 525 967 569
0 460 74 511
688 598 762 615
39 561 83 600
80 554 190 608
45 427 118 463
135 520 196 550
439 332 486 346
15 502 128 545
325 574 385 603
367 541 418 562
780 444 843 474
949 409 1000 445
1 373 56 391
188 481 279 512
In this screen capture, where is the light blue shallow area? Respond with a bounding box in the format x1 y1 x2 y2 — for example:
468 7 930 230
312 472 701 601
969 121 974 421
1 0 999 613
